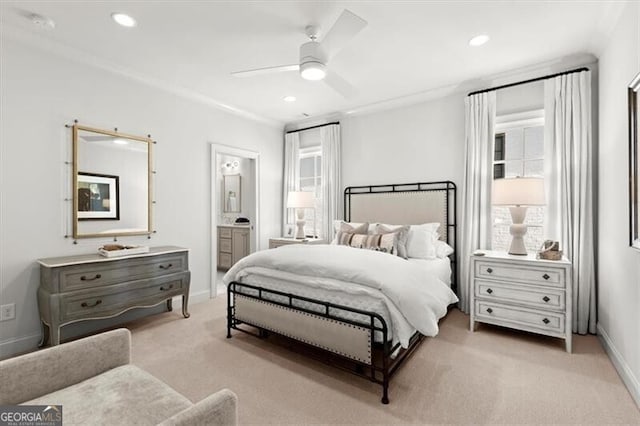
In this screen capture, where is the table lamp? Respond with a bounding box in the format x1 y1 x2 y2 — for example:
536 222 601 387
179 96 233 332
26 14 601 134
492 177 545 255
287 191 314 239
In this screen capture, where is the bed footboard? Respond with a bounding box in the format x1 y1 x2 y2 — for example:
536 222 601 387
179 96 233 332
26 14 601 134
227 281 423 404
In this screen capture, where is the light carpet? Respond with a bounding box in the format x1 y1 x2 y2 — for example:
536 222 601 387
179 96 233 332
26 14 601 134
126 297 640 424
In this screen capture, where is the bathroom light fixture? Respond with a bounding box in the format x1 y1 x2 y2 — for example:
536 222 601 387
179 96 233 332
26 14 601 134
111 12 137 28
469 34 490 47
283 96 297 102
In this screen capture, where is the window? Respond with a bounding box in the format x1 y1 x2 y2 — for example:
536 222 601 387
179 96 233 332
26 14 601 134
298 147 322 237
492 111 545 252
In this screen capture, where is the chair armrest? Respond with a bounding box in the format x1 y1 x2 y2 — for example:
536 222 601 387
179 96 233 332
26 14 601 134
0 328 131 405
157 389 238 426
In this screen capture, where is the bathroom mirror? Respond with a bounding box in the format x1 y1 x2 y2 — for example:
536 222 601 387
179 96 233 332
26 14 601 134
223 174 241 213
72 124 152 239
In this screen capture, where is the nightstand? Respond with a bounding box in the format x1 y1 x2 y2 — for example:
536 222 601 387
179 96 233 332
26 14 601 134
469 250 573 353
268 237 325 249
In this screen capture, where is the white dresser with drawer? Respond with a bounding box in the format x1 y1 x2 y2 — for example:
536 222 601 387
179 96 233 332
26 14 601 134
469 251 572 352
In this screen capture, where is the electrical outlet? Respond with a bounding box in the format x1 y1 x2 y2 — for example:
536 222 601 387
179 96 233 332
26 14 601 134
0 303 15 321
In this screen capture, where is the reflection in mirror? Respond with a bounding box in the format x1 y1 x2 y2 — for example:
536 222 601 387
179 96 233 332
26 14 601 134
223 174 241 213
72 125 152 239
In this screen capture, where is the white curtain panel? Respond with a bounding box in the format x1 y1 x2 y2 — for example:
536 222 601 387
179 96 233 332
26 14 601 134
459 92 496 313
282 132 300 235
544 71 596 334
320 124 341 240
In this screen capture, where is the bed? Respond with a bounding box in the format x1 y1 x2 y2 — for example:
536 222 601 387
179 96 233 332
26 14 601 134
225 181 458 404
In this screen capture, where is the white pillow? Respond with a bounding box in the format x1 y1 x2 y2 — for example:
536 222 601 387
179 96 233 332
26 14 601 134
434 240 454 258
376 223 440 259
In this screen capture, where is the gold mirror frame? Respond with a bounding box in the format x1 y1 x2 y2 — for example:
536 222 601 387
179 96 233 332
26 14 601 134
72 124 153 239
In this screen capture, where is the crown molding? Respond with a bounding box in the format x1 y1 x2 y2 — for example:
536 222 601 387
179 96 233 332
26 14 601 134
1 24 283 129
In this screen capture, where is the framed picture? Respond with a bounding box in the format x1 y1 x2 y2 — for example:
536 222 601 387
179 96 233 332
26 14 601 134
77 172 120 220
629 71 640 250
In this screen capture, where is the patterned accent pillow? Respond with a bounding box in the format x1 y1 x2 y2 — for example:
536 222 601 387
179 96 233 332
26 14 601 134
335 230 404 257
331 221 369 244
376 224 410 259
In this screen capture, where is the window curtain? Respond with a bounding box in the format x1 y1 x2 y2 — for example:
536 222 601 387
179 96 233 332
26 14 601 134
544 71 596 334
282 132 300 235
459 92 496 313
320 124 341 240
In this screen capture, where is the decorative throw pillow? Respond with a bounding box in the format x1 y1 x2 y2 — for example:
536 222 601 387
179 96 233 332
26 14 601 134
376 224 410 259
335 230 404 257
377 223 440 259
331 221 369 244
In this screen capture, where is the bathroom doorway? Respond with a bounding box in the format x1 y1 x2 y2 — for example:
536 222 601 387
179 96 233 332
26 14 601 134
210 144 260 297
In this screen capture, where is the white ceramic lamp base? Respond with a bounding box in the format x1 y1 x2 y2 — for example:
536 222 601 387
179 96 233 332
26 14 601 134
508 206 529 255
294 209 306 239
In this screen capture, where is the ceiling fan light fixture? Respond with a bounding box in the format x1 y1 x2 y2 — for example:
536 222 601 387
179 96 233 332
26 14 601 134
300 62 326 81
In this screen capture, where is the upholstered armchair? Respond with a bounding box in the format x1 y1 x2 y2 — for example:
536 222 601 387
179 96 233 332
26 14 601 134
0 329 237 425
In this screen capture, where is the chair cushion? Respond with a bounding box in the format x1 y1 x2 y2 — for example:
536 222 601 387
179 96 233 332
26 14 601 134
24 365 192 425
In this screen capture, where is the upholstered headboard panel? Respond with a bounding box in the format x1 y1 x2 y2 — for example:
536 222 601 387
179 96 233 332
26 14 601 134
348 190 448 241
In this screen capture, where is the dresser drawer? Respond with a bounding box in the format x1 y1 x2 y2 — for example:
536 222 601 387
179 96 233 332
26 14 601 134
60 272 188 321
219 238 232 253
219 227 232 238
475 301 565 334
475 280 565 310
475 261 564 287
58 252 187 291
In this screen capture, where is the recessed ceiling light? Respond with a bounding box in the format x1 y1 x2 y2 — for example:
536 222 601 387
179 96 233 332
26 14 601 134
469 34 490 47
283 96 297 102
111 12 137 28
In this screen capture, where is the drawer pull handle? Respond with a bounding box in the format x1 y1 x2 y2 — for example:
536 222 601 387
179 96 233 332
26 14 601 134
542 318 550 324
542 273 550 280
486 308 493 314
81 300 102 308
80 274 102 281
160 284 174 291
486 288 493 294
159 263 173 270
542 296 550 302
486 268 493 274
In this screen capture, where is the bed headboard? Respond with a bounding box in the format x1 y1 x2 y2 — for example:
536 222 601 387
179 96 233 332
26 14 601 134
344 181 457 293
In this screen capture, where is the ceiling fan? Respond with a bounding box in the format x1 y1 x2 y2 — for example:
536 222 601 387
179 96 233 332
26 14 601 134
231 9 367 98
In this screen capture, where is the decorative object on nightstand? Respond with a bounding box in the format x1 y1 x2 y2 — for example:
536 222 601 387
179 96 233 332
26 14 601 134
287 191 315 239
269 237 325 249
492 177 545 255
469 250 572 352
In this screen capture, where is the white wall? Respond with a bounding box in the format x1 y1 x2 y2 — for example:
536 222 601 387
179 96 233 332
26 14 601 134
341 93 465 190
0 39 283 356
596 0 640 407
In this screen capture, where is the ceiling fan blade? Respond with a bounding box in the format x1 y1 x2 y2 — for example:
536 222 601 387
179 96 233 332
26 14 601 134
231 64 299 78
321 9 367 59
324 71 358 98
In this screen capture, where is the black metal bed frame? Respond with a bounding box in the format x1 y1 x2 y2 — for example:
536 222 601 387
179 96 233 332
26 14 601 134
227 180 457 404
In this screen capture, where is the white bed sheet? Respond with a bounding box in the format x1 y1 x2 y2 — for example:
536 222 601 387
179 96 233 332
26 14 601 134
227 255 452 345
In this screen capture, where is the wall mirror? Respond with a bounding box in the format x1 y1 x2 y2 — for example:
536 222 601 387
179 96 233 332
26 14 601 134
629 72 640 250
223 174 241 213
72 124 152 239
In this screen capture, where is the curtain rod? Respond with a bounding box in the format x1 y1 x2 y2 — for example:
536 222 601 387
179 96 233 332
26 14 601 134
467 67 589 97
285 121 339 134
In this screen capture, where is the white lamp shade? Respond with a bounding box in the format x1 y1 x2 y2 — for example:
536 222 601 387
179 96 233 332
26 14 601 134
287 191 315 208
492 177 545 206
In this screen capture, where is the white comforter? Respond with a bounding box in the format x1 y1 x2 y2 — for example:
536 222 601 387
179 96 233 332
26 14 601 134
223 244 458 347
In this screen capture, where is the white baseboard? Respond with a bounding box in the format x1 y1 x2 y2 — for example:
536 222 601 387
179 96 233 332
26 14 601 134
172 289 211 306
597 323 640 409
0 332 42 360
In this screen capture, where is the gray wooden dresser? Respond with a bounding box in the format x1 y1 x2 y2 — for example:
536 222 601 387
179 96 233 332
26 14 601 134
37 246 190 346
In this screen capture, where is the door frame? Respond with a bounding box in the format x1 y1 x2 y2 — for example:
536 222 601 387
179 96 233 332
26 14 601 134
210 143 260 298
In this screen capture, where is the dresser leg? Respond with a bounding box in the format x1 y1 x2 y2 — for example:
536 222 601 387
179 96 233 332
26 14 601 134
50 325 60 346
166 298 173 311
38 321 49 347
181 294 190 318
565 336 572 353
